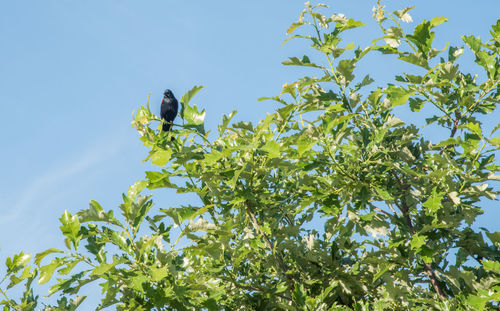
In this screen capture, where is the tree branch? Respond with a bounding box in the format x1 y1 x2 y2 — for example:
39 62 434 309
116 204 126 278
390 170 447 300
244 201 293 286
440 110 461 156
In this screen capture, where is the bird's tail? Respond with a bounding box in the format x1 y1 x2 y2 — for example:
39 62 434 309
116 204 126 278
162 122 172 132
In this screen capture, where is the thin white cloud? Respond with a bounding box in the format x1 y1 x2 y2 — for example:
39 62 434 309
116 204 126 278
0 131 126 225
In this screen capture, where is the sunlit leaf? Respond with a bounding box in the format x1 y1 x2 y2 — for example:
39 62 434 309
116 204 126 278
262 140 281 158
151 149 172 167
59 211 82 250
422 188 442 212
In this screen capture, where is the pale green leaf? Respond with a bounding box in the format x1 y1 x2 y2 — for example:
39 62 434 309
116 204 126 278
422 188 442 212
151 149 172 167
262 140 281 158
39 260 63 285
463 122 482 137
59 211 81 249
180 85 204 107
430 16 449 28
286 21 308 35
410 234 426 250
489 137 500 147
34 249 63 266
128 180 148 199
483 260 500 273
386 85 414 107
297 131 316 156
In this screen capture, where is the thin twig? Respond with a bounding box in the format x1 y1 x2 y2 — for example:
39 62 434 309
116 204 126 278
367 202 393 219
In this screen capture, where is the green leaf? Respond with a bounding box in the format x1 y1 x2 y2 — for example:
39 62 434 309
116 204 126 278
373 263 392 281
483 260 500 274
409 97 425 112
34 248 63 266
337 19 365 32
491 19 500 43
489 137 500 147
385 85 414 107
462 122 483 137
384 27 403 48
233 121 254 132
407 20 434 56
490 123 500 136
58 259 81 275
393 7 415 22
476 50 497 78
5 252 32 273
486 232 500 246
276 104 296 121
78 200 122 226
130 196 154 235
354 74 374 91
203 150 223 165
336 59 355 85
462 35 497 76
179 86 206 133
430 16 449 28
297 130 316 156
344 42 355 51
90 257 128 276
39 259 64 285
6 264 34 290
374 187 393 201
128 180 148 199
258 96 287 105
183 104 206 126
69 296 86 310
151 149 172 167
180 85 204 109
162 205 200 226
462 35 481 53
410 234 426 250
282 34 314 46
422 188 442 212
435 137 460 147
286 21 308 35
149 265 169 282
59 210 82 250
293 284 306 307
398 53 430 69
466 293 490 311
106 230 130 252
282 55 324 69
448 46 465 61
262 140 281 158
218 110 237 135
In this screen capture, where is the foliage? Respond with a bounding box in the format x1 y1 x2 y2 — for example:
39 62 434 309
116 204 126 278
2 2 500 310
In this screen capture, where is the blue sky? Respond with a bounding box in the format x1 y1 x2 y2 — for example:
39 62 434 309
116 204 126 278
1 0 499 308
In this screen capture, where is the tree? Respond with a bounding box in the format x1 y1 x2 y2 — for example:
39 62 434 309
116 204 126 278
2 2 500 310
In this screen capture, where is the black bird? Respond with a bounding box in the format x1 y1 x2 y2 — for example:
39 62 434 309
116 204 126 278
160 89 178 132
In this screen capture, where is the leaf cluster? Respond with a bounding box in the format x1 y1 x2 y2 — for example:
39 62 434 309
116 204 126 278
2 2 500 310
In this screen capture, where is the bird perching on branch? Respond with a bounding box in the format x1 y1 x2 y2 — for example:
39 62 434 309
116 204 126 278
160 89 178 132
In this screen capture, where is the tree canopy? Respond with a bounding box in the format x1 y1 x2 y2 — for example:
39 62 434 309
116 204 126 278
2 2 500 310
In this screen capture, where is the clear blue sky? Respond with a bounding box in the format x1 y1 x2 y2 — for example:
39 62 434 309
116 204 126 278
1 0 499 308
